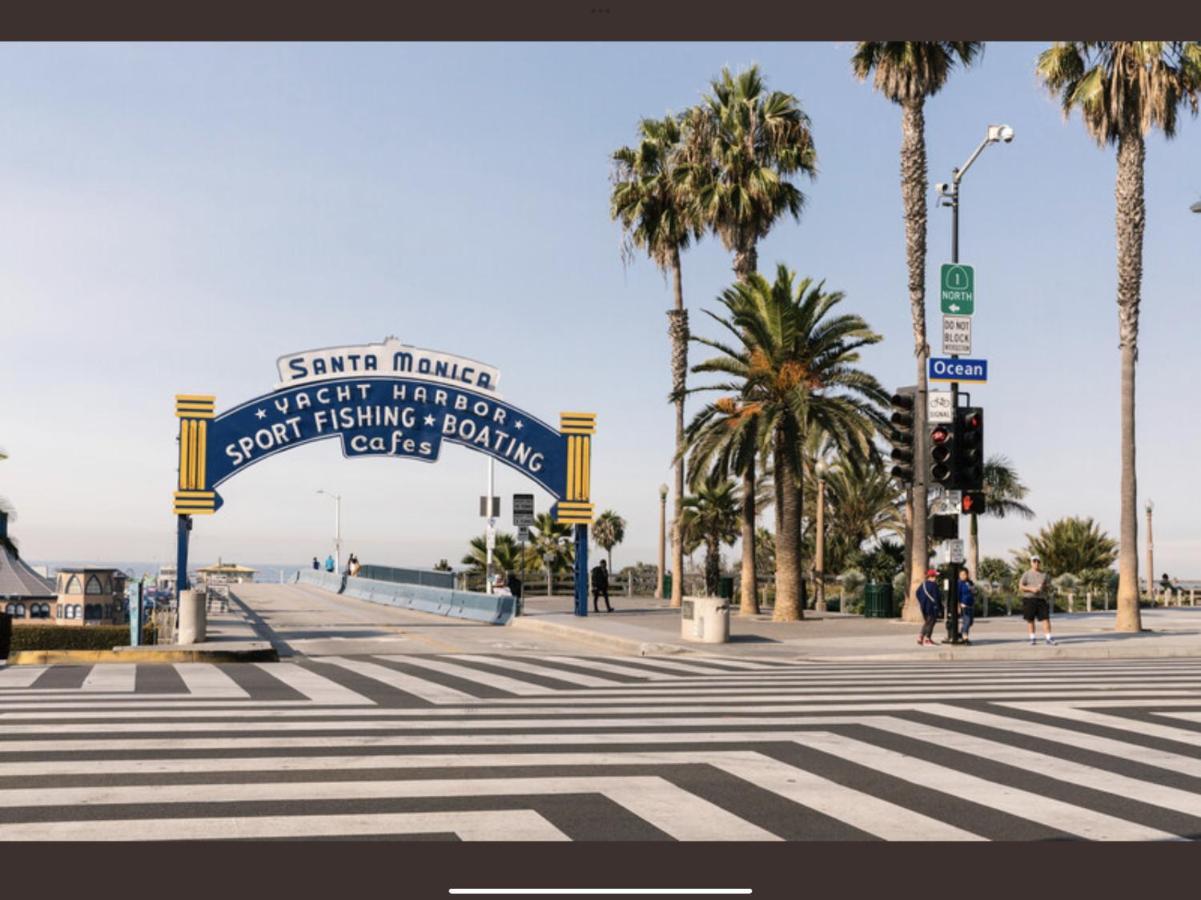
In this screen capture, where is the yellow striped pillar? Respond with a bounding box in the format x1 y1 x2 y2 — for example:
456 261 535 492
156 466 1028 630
556 412 596 525
174 395 217 515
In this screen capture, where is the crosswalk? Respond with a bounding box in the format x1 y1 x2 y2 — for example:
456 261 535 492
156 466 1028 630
2 655 1201 840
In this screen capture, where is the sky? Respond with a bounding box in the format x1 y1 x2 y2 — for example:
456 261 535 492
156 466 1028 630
1 42 1199 576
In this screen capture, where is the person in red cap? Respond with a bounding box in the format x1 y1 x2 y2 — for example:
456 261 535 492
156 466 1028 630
916 568 944 646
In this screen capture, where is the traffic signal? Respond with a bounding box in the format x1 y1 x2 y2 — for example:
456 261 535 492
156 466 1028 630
887 388 916 484
956 406 984 490
929 423 955 486
961 491 987 515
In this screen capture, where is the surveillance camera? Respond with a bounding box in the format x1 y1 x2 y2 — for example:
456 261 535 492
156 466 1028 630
935 182 949 194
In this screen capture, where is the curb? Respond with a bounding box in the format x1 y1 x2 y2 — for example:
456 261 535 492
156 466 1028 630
508 616 691 656
7 645 279 665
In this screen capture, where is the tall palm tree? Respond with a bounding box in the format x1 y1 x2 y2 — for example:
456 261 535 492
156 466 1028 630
679 480 741 596
683 65 817 616
611 114 702 611
967 454 1034 579
691 266 888 621
592 510 627 571
852 42 983 623
529 512 574 596
1037 41 1201 632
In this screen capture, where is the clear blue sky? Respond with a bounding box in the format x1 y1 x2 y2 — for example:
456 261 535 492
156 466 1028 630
2 42 1198 575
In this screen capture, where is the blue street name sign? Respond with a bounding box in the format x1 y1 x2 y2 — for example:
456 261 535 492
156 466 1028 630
929 357 988 382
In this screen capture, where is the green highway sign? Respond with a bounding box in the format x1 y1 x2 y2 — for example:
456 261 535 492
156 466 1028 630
940 264 975 315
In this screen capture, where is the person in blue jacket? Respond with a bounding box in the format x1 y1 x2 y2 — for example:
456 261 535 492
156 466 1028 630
916 568 943 646
958 569 977 645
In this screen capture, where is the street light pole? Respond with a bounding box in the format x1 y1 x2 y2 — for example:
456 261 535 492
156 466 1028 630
656 484 668 600
936 123 1013 645
1146 500 1155 603
316 489 342 572
815 462 826 613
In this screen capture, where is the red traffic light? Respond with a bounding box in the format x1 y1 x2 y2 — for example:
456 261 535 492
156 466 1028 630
961 491 987 515
931 426 950 444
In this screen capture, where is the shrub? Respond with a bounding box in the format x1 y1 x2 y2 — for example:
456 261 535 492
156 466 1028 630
9 624 156 653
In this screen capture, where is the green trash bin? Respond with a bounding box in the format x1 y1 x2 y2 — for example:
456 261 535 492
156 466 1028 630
863 583 894 618
661 573 672 599
719 575 735 601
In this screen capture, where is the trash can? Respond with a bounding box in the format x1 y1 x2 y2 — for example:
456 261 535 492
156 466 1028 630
719 576 735 601
661 573 672 598
681 596 730 643
0 612 11 661
863 582 894 618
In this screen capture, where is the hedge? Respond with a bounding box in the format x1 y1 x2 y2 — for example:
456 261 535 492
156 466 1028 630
7 623 157 653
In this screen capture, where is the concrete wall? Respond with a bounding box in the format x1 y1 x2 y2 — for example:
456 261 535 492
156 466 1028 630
295 568 513 625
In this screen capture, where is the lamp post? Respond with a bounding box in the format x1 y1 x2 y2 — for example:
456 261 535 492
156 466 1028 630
316 489 342 573
656 483 668 600
935 123 1014 644
814 461 827 613
1146 500 1155 603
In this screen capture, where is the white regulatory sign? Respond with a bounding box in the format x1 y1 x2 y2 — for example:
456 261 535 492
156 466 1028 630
928 390 953 424
942 316 972 356
934 491 962 515
940 539 965 564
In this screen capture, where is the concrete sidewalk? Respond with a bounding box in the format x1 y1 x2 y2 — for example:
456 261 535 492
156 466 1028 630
510 595 1201 661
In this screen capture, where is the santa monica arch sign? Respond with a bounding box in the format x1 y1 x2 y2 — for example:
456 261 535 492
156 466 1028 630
172 337 597 613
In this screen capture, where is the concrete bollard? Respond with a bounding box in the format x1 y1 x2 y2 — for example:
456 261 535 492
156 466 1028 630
1087 591 1093 613
1068 592 1075 614
177 589 207 645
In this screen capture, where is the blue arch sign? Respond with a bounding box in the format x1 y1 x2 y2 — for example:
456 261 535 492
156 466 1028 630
173 338 596 615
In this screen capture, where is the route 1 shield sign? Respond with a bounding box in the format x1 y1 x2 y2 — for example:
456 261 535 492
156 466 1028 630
940 264 974 315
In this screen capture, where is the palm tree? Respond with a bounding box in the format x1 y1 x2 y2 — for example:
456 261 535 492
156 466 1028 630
1017 517 1119 577
683 65 817 619
852 42 983 623
681 396 768 614
967 454 1034 580
611 115 702 612
1037 42 1201 632
679 480 741 596
529 512 574 596
691 266 887 620
461 532 524 578
592 510 627 571
819 464 905 576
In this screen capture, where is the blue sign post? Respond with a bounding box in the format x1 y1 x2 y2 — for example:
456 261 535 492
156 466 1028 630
928 357 988 383
173 340 597 616
127 581 143 647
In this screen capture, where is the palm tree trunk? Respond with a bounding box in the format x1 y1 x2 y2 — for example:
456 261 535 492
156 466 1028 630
705 537 720 596
740 465 758 615
1114 129 1144 632
733 241 758 282
668 249 688 608
900 98 930 625
773 425 802 621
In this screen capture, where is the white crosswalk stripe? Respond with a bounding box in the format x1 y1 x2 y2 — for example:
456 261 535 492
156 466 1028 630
2 656 1201 840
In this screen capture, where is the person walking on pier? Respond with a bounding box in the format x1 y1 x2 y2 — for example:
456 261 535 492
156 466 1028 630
591 559 612 613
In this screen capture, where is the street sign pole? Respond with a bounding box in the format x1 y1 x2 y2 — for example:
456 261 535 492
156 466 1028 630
946 174 963 644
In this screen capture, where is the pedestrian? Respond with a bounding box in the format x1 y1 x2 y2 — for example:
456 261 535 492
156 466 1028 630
916 568 943 646
1159 572 1172 598
1019 555 1055 645
311 556 319 570
958 569 977 646
591 558 612 612
324 554 335 573
350 555 361 577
